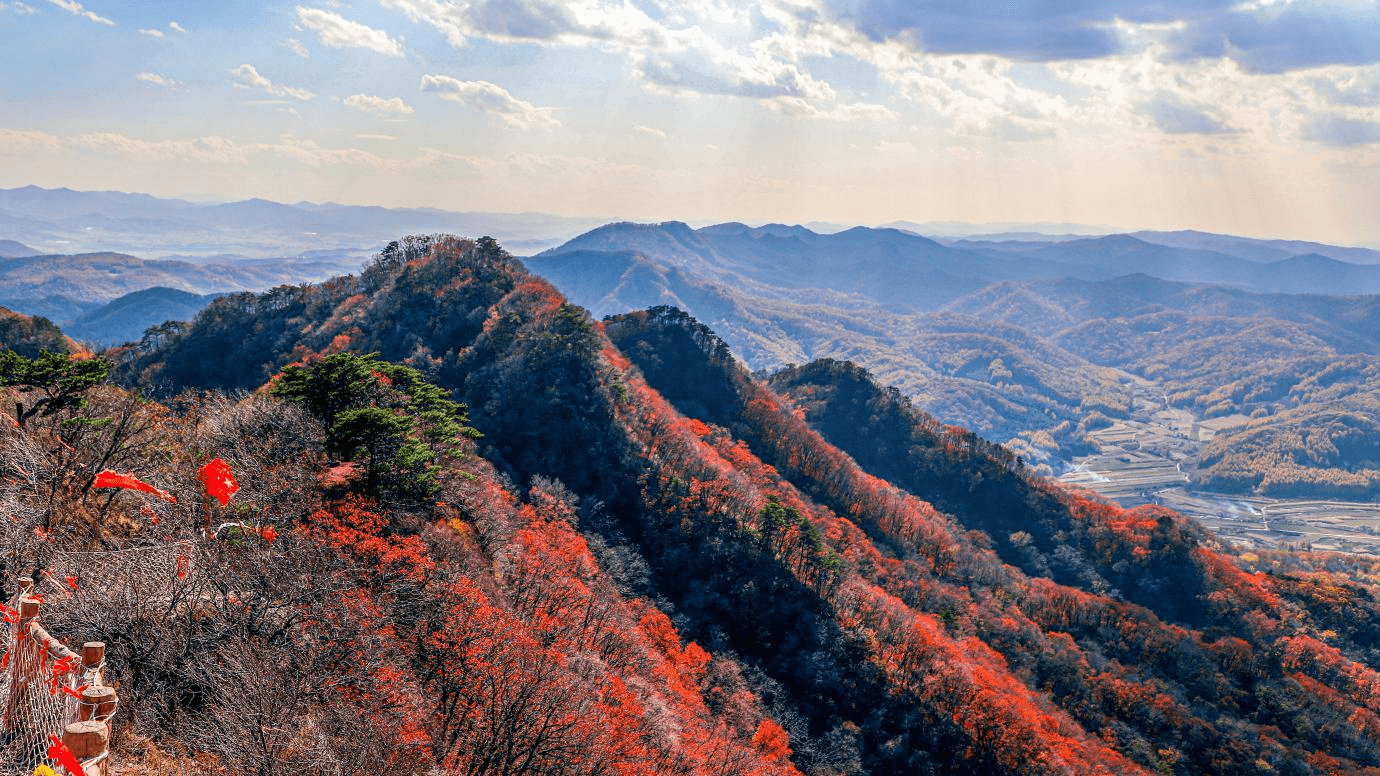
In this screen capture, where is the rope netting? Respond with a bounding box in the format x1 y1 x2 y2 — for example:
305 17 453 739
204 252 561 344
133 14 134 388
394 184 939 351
0 582 117 775
0 543 179 775
45 543 197 602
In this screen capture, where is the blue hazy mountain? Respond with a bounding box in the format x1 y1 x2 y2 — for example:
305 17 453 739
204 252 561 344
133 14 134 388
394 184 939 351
0 239 37 258
64 286 220 348
0 185 608 259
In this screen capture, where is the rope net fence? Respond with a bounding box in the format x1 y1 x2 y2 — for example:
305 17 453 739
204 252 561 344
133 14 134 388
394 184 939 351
0 547 158 776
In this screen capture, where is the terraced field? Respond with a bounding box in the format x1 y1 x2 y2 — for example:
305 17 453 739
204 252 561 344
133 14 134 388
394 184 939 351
1158 489 1380 555
1059 388 1380 555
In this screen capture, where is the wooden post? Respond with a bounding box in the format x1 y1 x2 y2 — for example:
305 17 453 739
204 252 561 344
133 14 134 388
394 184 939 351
202 494 213 543
80 642 105 684
6 595 40 738
16 576 32 597
18 596 39 626
62 719 109 776
78 686 117 725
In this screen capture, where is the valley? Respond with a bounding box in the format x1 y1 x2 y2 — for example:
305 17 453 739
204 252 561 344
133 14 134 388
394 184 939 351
527 221 1380 526
1060 378 1380 554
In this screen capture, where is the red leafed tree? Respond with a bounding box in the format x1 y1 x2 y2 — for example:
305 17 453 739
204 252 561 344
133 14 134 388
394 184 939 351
307 496 435 586
419 577 641 775
752 719 792 763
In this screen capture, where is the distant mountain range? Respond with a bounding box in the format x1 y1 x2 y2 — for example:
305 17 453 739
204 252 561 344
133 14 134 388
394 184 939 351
530 221 1380 497
0 185 609 259
0 250 363 326
533 222 1380 311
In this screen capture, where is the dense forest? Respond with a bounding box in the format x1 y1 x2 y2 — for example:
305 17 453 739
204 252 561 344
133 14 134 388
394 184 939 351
4 235 1380 774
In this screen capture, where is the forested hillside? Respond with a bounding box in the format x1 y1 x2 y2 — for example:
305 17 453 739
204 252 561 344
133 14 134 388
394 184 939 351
48 235 1379 774
953 276 1380 497
0 305 83 357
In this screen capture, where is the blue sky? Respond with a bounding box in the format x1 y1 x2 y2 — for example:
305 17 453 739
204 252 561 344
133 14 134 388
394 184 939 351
3 0 1380 244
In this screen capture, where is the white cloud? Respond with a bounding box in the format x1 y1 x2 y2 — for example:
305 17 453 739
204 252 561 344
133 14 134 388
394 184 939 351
773 96 896 121
380 0 471 47
344 93 415 117
0 128 67 155
296 7 404 57
383 0 883 120
230 64 314 100
632 32 836 102
285 38 311 58
1142 94 1238 135
138 27 164 38
136 72 178 88
419 74 560 128
0 128 344 166
380 0 664 48
1303 114 1380 146
0 2 38 15
378 0 1380 149
633 124 667 138
45 0 113 25
168 21 185 33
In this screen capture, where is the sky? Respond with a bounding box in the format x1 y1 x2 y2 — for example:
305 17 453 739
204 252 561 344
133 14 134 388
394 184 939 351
3 0 1380 245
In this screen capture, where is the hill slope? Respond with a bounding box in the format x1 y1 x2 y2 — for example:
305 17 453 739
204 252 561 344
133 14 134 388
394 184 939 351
0 305 84 357
111 235 1380 775
64 287 218 348
0 239 36 258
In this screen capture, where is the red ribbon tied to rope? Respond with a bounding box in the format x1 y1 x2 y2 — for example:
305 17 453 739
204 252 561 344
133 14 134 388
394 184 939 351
198 458 239 507
92 470 176 503
46 734 84 776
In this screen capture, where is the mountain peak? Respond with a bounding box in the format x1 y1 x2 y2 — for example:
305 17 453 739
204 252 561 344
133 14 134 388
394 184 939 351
0 240 38 258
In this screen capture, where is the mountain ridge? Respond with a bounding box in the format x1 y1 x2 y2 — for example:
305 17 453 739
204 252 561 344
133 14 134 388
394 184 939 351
103 233 1380 774
0 184 611 259
531 221 1380 498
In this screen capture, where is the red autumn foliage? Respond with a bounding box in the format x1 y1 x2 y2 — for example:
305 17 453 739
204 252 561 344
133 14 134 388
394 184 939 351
752 719 792 762
97 239 1380 775
307 497 435 586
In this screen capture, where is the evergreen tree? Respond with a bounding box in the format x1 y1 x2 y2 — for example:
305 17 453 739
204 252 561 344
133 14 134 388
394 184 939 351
271 352 478 497
0 349 111 427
